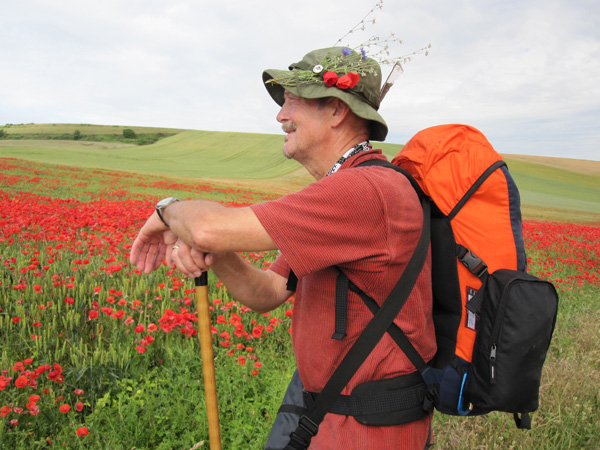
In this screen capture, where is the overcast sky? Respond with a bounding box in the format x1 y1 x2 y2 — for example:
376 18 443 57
2 0 599 161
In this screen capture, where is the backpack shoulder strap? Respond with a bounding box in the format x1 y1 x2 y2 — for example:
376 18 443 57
448 160 506 220
329 158 426 341
357 158 426 200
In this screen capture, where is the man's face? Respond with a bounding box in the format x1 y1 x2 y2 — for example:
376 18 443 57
277 91 330 162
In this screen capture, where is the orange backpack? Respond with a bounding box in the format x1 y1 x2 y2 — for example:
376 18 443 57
392 124 526 365
387 125 557 430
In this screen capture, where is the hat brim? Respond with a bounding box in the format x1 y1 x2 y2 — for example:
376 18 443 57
263 69 388 142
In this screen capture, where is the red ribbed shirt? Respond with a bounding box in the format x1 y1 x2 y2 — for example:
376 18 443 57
251 150 436 449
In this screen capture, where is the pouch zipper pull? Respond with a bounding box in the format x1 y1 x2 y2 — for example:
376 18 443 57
490 343 497 384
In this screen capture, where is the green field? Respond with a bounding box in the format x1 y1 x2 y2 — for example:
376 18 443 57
1 123 599 223
0 123 187 136
1 124 599 449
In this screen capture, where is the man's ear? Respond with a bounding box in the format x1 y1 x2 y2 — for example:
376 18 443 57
330 98 351 127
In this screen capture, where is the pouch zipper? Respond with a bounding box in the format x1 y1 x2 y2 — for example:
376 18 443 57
489 343 497 384
488 280 515 385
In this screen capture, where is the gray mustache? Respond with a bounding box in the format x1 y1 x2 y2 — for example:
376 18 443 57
282 123 297 133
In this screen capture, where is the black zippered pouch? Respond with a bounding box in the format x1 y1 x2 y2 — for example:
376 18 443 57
465 269 558 414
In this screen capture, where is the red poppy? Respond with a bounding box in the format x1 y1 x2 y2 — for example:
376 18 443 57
216 315 227 324
75 402 84 412
74 388 84 396
48 370 62 382
336 72 360 89
26 402 39 415
323 71 338 87
59 404 71 413
76 427 89 437
15 375 28 388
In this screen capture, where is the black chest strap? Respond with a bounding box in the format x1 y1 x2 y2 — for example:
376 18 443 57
287 269 298 292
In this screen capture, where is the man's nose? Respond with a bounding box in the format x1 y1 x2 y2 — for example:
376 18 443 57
276 99 290 123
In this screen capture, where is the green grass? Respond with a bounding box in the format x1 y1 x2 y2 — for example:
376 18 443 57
2 125 599 224
0 130 302 180
1 123 187 135
0 152 598 449
504 158 600 214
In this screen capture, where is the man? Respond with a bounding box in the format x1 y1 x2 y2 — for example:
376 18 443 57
130 47 436 449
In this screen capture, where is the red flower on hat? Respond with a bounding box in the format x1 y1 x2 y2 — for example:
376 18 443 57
323 71 338 87
336 72 360 89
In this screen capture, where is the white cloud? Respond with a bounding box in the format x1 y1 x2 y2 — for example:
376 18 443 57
1 0 599 160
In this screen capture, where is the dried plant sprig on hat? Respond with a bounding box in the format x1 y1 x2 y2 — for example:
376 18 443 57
265 48 379 91
334 1 430 68
334 0 431 101
265 2 430 101
333 1 385 46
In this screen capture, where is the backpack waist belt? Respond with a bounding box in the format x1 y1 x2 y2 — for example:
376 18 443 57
306 371 428 426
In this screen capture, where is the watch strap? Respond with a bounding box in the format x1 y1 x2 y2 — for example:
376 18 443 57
156 197 180 227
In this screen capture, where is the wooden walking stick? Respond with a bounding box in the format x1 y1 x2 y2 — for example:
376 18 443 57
195 272 222 450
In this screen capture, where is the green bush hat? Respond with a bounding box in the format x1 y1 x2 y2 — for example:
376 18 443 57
263 47 389 141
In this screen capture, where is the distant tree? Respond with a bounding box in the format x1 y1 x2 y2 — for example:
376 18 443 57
123 129 136 139
73 130 81 140
0 129 4 138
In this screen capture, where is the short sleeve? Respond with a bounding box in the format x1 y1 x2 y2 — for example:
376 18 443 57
251 169 392 278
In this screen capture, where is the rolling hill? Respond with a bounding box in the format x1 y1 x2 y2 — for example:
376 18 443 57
1 123 599 223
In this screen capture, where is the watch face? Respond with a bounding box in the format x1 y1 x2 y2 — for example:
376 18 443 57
157 197 177 209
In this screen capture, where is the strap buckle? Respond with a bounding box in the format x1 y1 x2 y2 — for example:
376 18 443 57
298 415 319 437
285 416 319 450
457 246 488 278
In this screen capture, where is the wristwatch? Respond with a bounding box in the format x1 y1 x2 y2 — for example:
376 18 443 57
155 197 180 227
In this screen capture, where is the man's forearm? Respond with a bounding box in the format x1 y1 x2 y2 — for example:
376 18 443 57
209 252 291 314
162 199 276 253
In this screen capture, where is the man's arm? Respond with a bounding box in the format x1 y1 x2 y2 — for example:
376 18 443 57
206 252 293 313
130 199 276 273
130 199 292 312
165 199 277 253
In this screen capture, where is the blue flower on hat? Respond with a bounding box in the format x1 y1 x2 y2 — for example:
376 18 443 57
342 47 352 56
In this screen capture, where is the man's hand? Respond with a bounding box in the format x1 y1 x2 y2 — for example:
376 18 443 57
167 240 215 278
130 212 179 273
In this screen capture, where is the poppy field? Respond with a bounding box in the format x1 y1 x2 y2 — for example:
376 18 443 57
1 156 599 449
